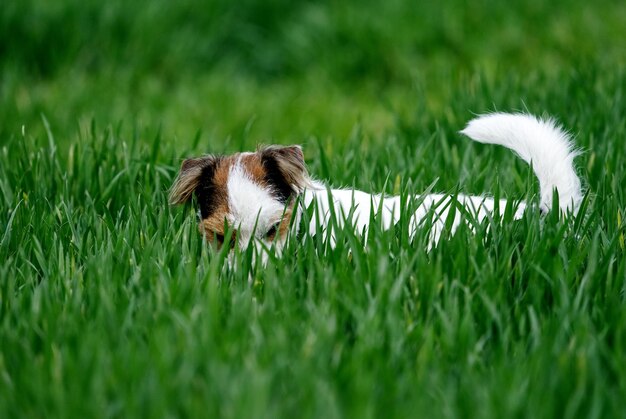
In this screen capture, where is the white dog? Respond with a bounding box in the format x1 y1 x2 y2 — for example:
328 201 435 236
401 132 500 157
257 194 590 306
169 113 583 258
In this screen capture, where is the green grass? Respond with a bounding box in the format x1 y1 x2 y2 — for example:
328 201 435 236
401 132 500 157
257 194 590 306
1 0 626 417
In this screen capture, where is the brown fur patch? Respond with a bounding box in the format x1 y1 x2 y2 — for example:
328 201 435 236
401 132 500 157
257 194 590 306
199 210 237 248
196 156 237 244
198 206 230 236
212 156 236 189
240 153 267 183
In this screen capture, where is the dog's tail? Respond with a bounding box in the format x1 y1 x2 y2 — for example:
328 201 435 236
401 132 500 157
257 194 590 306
460 112 582 213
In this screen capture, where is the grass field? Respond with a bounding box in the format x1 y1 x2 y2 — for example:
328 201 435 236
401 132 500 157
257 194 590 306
1 0 626 417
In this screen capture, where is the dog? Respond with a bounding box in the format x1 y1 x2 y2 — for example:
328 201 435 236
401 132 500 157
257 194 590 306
169 113 583 261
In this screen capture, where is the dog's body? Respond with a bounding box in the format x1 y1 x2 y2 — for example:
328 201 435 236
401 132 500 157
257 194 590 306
170 113 583 259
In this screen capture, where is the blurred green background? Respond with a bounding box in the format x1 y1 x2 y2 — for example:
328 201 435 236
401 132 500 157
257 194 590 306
2 0 625 146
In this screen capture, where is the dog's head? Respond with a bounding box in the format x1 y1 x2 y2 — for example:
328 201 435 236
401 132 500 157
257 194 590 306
169 145 310 252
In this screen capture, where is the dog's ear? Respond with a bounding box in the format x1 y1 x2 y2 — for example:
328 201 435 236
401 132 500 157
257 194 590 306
169 156 218 205
260 145 310 200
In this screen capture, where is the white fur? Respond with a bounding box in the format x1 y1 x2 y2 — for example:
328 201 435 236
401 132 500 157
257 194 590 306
227 159 286 249
460 113 582 213
302 187 526 248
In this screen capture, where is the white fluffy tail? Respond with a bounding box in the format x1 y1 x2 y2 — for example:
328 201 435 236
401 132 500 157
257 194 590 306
460 112 582 214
